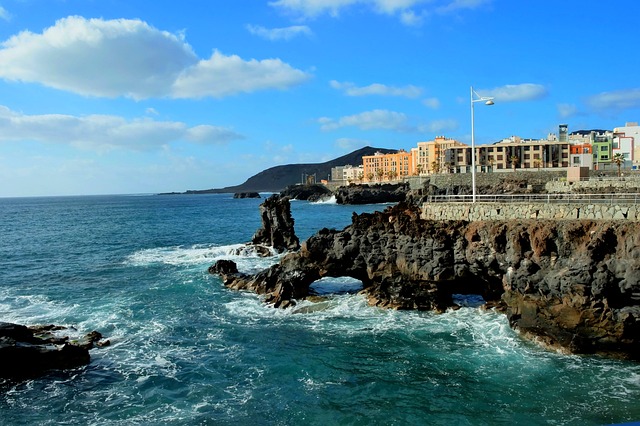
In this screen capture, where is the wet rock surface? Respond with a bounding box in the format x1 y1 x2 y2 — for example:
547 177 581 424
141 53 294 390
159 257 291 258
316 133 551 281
211 199 640 360
251 194 300 253
0 322 108 380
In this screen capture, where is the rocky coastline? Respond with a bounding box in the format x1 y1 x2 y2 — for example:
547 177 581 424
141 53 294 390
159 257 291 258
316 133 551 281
0 322 109 381
210 195 640 360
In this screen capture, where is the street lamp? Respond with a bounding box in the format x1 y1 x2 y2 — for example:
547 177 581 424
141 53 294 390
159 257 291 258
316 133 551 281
470 86 494 203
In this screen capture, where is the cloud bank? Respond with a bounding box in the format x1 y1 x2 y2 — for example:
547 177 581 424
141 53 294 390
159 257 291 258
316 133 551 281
246 24 313 40
270 0 492 24
330 80 422 98
0 106 244 151
0 16 311 99
319 109 410 131
479 83 548 102
586 88 640 111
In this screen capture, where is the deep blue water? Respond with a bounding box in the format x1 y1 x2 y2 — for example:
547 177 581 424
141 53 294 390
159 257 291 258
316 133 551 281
0 194 639 425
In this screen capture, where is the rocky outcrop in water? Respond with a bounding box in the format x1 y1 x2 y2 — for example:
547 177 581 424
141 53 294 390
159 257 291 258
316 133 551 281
233 192 261 199
211 201 640 359
333 183 410 204
279 184 332 202
251 194 300 253
0 323 108 380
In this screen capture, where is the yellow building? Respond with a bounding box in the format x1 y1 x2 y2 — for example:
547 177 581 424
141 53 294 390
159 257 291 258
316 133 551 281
362 150 413 183
410 136 466 174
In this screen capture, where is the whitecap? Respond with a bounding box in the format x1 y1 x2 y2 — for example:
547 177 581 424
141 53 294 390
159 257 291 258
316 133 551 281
311 195 337 205
124 244 282 273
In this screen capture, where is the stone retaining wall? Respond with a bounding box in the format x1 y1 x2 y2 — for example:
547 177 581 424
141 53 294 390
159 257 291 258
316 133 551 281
421 202 640 221
546 178 640 193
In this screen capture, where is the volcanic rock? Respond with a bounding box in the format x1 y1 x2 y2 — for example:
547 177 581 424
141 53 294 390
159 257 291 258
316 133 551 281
0 322 106 380
251 194 300 253
211 201 640 360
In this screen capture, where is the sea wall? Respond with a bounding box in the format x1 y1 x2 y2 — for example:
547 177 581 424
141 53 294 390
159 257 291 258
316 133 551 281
421 202 640 221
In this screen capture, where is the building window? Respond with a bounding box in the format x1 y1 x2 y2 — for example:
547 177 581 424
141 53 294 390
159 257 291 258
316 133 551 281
497 147 503 152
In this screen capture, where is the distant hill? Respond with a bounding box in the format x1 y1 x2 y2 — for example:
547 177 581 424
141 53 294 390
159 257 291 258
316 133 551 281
183 146 395 194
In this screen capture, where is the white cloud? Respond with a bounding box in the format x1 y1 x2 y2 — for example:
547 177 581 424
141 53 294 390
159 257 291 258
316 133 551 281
173 50 310 98
0 16 311 99
422 97 440 109
0 6 11 21
436 0 491 14
419 118 458 133
557 103 578 118
270 0 361 17
0 106 244 151
585 88 640 111
319 109 409 131
479 83 548 102
246 24 313 40
270 0 490 24
330 80 422 98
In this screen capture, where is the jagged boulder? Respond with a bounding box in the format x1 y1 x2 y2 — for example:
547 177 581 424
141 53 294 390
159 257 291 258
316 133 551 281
0 323 108 380
251 194 300 253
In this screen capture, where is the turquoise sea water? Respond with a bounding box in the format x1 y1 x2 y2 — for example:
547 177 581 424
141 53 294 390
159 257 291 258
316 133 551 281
0 194 639 425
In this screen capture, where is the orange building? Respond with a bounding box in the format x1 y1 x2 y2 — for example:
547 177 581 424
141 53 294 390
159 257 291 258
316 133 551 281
362 150 413 183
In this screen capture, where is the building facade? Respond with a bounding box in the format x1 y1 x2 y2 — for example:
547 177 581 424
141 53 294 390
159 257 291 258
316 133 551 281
330 165 364 184
410 136 466 175
569 143 593 169
447 137 570 173
362 150 413 182
613 122 639 169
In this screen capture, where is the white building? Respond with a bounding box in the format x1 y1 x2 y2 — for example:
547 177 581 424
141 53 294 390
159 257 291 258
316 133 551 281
613 122 639 169
330 164 364 184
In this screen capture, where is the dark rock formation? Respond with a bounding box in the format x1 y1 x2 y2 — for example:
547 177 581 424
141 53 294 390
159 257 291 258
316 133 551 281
280 184 332 202
233 192 261 199
333 183 410 204
0 323 108 380
251 194 300 253
211 201 640 360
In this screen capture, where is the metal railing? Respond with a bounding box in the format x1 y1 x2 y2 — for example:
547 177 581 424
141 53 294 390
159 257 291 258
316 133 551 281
426 193 640 205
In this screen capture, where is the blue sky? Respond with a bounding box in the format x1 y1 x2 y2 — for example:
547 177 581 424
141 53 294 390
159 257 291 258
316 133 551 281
1 0 639 196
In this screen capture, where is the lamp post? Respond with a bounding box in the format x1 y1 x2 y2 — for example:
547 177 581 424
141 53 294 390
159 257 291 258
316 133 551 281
470 86 494 203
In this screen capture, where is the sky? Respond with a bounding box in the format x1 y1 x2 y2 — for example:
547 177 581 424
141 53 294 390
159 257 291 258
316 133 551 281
1 0 640 197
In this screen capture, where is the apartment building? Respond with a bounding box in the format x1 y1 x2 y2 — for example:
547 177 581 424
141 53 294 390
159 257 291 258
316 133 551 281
613 122 639 168
362 150 413 182
332 164 364 183
447 136 570 173
410 136 466 174
569 143 593 169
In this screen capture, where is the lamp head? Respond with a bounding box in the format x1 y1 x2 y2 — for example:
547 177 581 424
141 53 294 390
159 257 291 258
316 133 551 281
485 100 495 106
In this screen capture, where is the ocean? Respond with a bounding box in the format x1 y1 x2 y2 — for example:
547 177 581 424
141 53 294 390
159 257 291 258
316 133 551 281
0 194 638 425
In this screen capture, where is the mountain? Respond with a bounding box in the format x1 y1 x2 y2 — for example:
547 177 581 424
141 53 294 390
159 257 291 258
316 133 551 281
183 146 396 194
